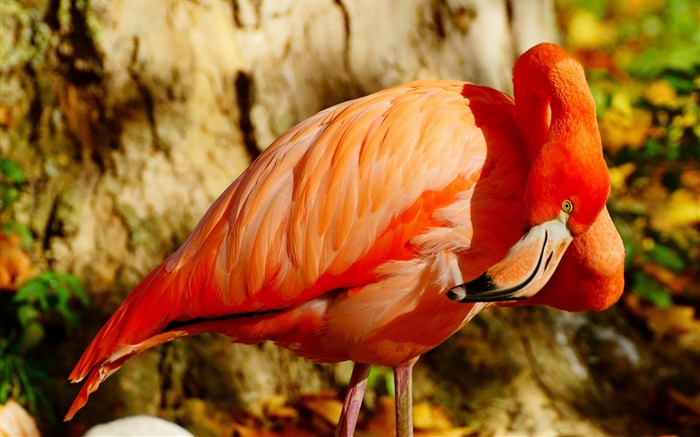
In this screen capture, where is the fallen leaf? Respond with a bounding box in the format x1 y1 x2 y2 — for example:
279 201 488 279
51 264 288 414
650 188 700 230
651 307 697 337
0 232 36 291
300 394 343 426
643 263 692 294
413 401 476 436
644 80 679 108
609 163 637 192
566 10 614 50
624 295 700 340
681 169 700 190
413 402 452 430
181 398 234 436
362 397 474 437
231 423 280 437
263 394 298 421
600 107 652 154
364 397 395 437
416 427 476 437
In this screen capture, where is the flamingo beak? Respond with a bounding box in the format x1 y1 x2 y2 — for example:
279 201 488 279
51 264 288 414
447 211 573 303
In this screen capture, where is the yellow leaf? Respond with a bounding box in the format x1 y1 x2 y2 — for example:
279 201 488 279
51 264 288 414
413 402 452 430
300 395 343 426
414 401 477 435
600 107 652 154
567 10 614 50
362 397 476 437
610 91 635 115
646 306 699 339
625 295 700 341
681 169 700 190
263 394 298 420
609 163 637 192
645 80 679 108
416 427 477 437
650 188 700 230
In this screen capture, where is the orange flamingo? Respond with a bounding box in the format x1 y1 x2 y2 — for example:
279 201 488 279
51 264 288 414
65 43 624 436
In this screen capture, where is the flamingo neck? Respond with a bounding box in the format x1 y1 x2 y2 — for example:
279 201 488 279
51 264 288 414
512 43 607 233
513 46 597 162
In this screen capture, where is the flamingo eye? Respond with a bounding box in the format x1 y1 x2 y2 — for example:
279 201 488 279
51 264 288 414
562 199 574 214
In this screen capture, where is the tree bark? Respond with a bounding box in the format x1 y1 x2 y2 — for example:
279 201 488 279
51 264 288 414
2 1 697 436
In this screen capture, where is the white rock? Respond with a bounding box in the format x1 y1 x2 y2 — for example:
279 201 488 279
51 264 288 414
83 415 192 437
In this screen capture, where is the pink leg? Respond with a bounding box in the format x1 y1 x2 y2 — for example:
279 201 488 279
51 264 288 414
394 359 417 437
334 362 371 437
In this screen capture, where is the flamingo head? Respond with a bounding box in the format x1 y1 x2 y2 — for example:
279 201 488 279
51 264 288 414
447 43 616 307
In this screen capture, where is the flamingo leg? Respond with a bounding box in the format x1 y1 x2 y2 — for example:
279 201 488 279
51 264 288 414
394 358 417 437
334 362 371 437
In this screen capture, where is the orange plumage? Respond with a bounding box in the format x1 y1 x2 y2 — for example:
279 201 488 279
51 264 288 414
65 44 624 436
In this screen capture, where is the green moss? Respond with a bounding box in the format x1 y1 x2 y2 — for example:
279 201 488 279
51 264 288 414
0 1 53 72
57 0 71 32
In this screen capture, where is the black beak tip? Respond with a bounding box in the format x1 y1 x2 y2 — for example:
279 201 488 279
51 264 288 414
446 286 466 302
447 273 501 303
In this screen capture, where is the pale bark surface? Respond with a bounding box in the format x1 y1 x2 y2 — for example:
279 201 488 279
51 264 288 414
1 1 697 436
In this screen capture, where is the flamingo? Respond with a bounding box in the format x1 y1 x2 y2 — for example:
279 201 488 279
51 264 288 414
64 43 624 436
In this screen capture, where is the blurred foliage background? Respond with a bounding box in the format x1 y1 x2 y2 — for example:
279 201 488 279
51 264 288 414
557 0 700 340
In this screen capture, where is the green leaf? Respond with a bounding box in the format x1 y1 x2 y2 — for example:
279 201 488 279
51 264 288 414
644 138 662 158
16 305 40 328
665 0 700 38
367 366 395 397
649 243 686 272
662 73 698 93
0 357 10 404
0 157 26 184
1 221 33 245
633 272 673 308
20 322 45 352
13 278 51 310
0 352 55 424
12 271 88 330
61 273 89 306
0 185 20 209
588 82 610 118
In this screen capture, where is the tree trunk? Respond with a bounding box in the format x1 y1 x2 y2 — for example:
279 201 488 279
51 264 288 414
2 1 697 436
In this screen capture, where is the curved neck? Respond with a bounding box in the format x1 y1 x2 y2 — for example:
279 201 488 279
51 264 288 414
511 43 609 233
512 45 598 162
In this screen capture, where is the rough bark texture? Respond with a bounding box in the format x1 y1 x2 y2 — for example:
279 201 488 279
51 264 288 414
2 1 698 436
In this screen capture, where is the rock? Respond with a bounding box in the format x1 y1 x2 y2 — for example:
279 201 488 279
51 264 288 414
83 415 192 437
0 399 41 437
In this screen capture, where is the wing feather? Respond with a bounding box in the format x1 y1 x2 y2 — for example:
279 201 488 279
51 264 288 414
68 80 517 388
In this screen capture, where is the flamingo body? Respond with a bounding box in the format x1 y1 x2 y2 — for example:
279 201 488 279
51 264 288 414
66 44 624 432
